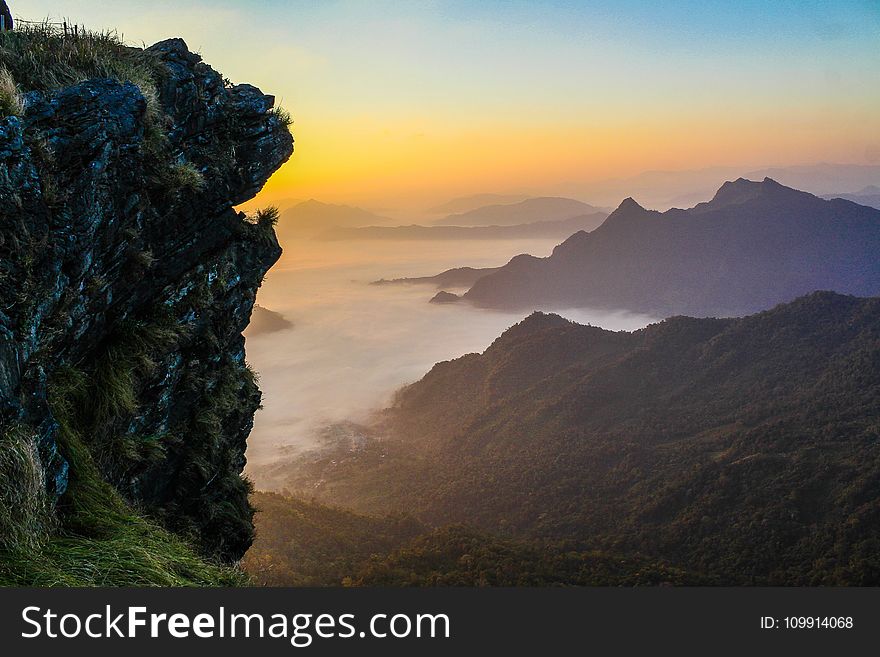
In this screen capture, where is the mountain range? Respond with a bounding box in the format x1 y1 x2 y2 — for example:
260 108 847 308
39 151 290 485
319 212 608 241
372 266 498 289
544 163 880 209
263 292 880 584
823 185 880 210
275 197 608 242
458 178 880 316
427 193 533 215
274 200 395 240
432 196 606 226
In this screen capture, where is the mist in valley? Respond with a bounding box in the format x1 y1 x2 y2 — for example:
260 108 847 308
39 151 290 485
243 235 657 482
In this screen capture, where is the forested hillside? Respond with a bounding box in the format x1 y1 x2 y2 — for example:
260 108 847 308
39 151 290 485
244 492 708 586
263 292 880 584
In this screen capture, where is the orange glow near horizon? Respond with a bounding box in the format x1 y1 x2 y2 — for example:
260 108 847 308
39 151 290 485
251 106 878 210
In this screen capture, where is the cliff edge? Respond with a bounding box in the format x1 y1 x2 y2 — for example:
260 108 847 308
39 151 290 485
0 29 293 584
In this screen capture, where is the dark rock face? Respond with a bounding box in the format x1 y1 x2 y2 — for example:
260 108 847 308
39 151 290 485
0 39 293 561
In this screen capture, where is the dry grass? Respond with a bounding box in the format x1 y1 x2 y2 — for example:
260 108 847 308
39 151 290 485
0 353 246 587
0 64 23 116
0 424 55 552
0 22 165 146
255 206 280 228
271 106 293 127
0 22 161 96
164 161 207 193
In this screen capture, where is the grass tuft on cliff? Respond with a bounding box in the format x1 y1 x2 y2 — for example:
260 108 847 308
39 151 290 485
0 356 245 587
0 425 244 587
0 64 23 116
0 22 197 191
270 107 293 127
254 206 280 228
165 161 207 193
0 425 55 553
0 22 161 99
0 315 248 587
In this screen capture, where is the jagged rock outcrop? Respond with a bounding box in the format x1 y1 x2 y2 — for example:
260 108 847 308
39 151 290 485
0 38 293 561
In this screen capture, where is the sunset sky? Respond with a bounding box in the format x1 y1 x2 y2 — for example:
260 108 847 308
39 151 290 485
21 0 880 209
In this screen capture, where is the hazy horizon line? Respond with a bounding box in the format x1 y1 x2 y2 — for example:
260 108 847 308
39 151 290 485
241 159 880 216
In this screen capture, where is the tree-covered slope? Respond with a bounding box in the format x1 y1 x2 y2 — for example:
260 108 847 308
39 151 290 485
244 492 708 586
270 292 880 584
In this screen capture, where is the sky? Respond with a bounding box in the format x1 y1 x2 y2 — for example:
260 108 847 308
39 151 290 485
17 0 880 209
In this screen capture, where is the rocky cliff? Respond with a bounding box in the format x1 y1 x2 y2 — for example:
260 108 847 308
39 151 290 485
0 32 292 578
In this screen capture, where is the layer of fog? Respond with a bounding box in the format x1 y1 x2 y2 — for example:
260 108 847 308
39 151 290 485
244 238 657 473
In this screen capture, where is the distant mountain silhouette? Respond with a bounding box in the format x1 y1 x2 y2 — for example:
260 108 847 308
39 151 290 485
244 305 294 337
546 163 880 209
429 291 461 304
743 164 880 196
433 197 605 226
275 200 395 240
372 266 499 289
823 185 880 210
318 212 608 241
427 193 533 215
462 179 880 316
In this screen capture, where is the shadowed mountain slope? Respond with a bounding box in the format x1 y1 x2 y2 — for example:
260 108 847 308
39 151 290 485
271 292 880 584
463 179 880 317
